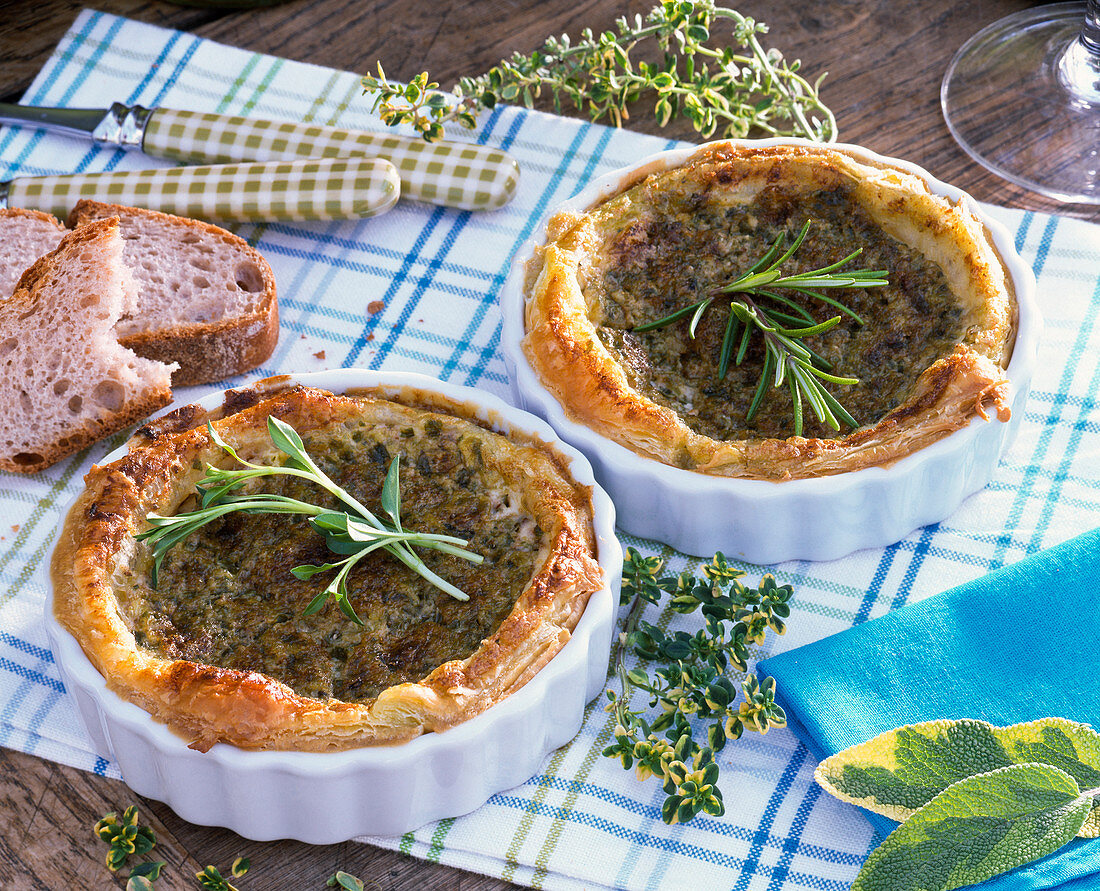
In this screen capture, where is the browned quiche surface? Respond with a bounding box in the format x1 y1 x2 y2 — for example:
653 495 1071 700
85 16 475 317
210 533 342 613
523 143 1017 480
52 382 603 752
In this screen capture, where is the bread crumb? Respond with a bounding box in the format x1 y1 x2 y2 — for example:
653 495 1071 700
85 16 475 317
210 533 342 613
366 333 375 342
368 300 385 315
10 525 18 533
313 350 326 360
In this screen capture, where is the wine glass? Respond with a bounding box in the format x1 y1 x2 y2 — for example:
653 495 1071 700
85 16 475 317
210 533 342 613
941 1 1100 204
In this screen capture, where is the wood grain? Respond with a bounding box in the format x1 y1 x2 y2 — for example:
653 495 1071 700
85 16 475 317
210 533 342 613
3 0 1093 220
0 1 1096 888
0 747 508 889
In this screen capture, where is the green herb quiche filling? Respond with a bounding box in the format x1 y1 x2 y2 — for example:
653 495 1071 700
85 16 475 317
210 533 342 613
53 383 603 751
523 143 1016 480
116 415 544 703
591 184 964 441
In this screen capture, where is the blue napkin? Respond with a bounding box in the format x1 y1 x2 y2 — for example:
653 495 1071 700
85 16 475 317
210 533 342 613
759 527 1100 890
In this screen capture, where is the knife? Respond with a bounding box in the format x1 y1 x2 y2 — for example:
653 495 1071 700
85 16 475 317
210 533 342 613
0 102 519 212
0 156 401 223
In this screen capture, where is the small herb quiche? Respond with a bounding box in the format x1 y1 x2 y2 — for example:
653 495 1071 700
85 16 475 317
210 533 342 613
522 142 1017 480
51 382 602 752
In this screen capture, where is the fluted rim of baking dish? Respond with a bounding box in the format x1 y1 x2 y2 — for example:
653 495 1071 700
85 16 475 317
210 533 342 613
44 370 621 841
500 138 1040 564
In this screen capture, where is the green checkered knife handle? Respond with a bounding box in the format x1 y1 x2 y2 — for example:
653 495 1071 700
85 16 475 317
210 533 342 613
1 157 400 222
142 107 519 212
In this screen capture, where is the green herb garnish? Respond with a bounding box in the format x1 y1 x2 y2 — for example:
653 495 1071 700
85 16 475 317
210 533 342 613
196 860 249 891
362 1 835 143
818 718 1100 890
327 872 366 890
126 860 165 891
633 220 887 437
94 806 157 873
135 416 483 625
603 548 791 824
93 806 165 888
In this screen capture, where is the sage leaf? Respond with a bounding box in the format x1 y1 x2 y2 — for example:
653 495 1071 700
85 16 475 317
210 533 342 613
816 718 1100 837
852 762 1093 891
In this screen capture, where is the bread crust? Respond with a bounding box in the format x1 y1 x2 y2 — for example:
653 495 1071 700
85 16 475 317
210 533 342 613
0 206 64 228
51 383 603 752
67 201 279 386
118 309 280 387
522 143 1017 480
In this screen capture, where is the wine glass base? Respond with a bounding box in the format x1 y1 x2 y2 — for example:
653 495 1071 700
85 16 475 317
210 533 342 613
941 2 1100 205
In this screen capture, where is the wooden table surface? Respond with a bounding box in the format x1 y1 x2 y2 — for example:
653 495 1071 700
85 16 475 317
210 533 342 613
1 1 1096 889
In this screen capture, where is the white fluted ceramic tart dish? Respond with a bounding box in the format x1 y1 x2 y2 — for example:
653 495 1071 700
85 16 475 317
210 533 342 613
45 369 620 841
501 139 1039 563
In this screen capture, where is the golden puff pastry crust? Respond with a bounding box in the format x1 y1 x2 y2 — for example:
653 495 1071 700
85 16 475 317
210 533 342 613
522 142 1018 480
52 382 603 752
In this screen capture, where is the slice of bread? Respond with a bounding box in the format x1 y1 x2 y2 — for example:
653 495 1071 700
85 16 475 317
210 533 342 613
0 208 67 300
67 200 279 386
0 218 176 474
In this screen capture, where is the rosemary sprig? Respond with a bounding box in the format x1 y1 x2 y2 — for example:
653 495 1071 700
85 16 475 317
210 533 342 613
362 1 835 143
634 220 888 436
135 416 483 626
603 549 790 824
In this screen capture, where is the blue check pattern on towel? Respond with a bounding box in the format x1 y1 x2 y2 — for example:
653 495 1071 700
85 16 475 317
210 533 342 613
3 11 1100 890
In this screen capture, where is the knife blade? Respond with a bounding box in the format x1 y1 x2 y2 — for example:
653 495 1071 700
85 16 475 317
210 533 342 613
0 102 519 212
0 156 400 223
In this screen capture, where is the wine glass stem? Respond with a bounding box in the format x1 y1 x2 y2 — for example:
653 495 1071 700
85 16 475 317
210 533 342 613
1084 0 1100 52
1061 0 1100 102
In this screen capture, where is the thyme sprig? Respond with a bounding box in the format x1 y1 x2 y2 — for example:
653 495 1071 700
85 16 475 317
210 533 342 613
604 548 790 824
93 806 166 890
136 416 483 625
94 806 158 873
634 220 887 436
196 859 249 891
362 1 835 142
327 872 368 891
